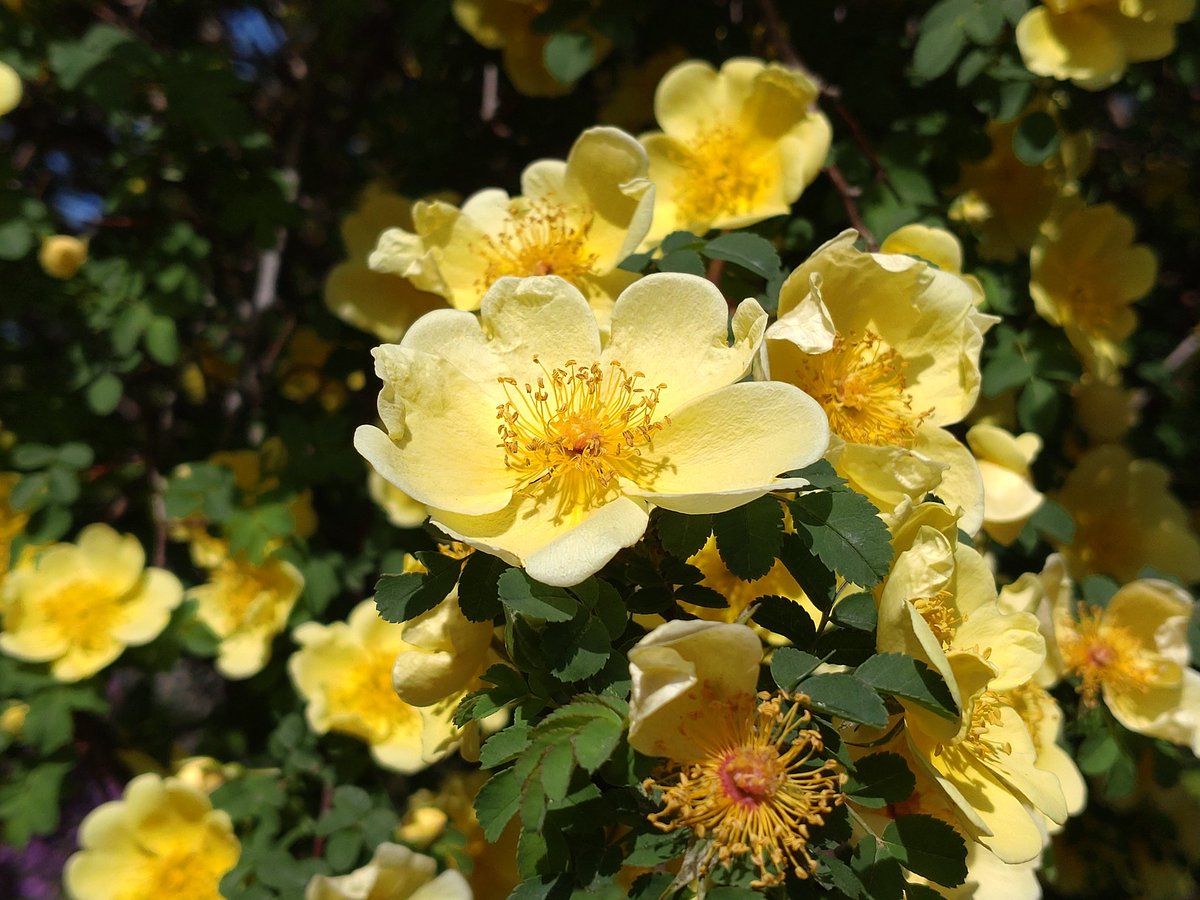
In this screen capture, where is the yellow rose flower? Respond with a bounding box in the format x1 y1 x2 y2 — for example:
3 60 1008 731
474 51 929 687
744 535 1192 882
767 228 997 533
391 594 494 708
0 471 29 580
187 536 304 680
369 127 653 325
1072 374 1138 445
289 598 459 773
306 842 472 900
1054 444 1200 584
0 699 28 736
966 424 1045 546
0 524 182 682
1017 0 1195 90
639 57 831 243
997 553 1073 688
209 439 317 539
355 273 829 587
0 61 20 117
38 234 88 279
368 467 428 529
949 105 1091 263
451 0 608 97
628 620 844 888
1030 198 1157 379
63 773 240 900
325 185 446 342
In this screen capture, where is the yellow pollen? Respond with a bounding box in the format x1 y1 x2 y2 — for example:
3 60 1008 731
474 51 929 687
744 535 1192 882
790 331 930 447
1002 681 1049 748
476 205 598 291
1060 604 1164 707
912 591 960 649
326 649 417 744
38 579 125 653
669 125 770 226
937 690 1011 762
122 848 227 900
643 692 845 889
496 358 668 518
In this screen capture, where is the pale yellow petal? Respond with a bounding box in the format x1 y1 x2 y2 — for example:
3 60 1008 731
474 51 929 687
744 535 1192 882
1016 7 1126 89
880 224 965 273
913 424 986 536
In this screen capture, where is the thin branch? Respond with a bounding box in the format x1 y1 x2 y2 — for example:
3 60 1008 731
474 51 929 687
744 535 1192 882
824 165 877 250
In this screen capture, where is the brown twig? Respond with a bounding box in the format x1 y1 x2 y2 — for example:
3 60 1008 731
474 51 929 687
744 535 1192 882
823 165 877 249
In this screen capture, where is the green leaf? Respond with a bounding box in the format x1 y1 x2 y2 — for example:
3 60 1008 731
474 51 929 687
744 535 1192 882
48 25 132 90
831 593 878 631
164 462 236 521
1017 377 1061 434
660 231 705 253
799 673 889 728
1012 111 1061 165
1081 574 1119 608
12 443 58 470
855 653 958 720
881 814 968 887
86 373 123 415
913 7 968 80
498 569 578 622
771 647 822 691
543 615 611 682
374 552 462 623
712 495 784 580
778 531 837 609
457 551 507 622
752 595 817 647
144 315 180 365
844 752 917 808
480 725 532 768
790 490 891 588
21 687 106 754
540 741 575 801
476 768 522 842
542 31 595 84
657 249 706 276
455 665 529 727
0 762 71 847
56 443 94 470
1030 498 1074 543
656 510 713 559
787 458 848 490
702 233 782 280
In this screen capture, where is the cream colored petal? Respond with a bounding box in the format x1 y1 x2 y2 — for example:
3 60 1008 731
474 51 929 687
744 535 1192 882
653 60 723 142
776 114 833 200
626 381 828 509
913 424 986 536
604 276 766 412
638 132 689 245
77 524 145 600
110 568 184 646
1016 7 1126 89
764 271 835 355
967 423 1035 472
880 224 965 273
627 620 762 761
324 263 446 343
409 869 473 900
955 609 1045 692
368 225 447 298
1106 579 1193 664
831 438 946 518
979 460 1044 524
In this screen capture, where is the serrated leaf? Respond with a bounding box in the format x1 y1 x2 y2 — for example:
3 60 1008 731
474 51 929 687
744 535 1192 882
476 768 522 843
656 510 713 559
374 553 462 623
498 569 578 622
790 491 891 588
855 653 958 720
712 495 784 580
0 761 71 847
543 615 611 682
571 714 624 772
778 531 837 609
702 232 782 280
480 725 531 768
799 673 889 728
752 595 817 647
457 551 507 622
771 647 822 691
844 753 917 808
787 458 848 490
540 741 575 802
831 593 878 632
674 584 727 608
881 814 968 887
658 249 705 276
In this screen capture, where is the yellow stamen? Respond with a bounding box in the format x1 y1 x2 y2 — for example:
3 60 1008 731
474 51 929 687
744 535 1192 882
496 358 668 518
36 579 123 654
669 125 770 226
326 649 419 744
1060 604 1165 707
912 591 960 649
643 692 845 889
476 205 598 291
935 690 1011 762
791 331 930 447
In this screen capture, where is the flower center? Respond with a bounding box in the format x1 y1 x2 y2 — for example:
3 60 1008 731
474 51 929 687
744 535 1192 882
477 205 598 292
670 124 769 226
913 591 960 649
496 358 668 517
1060 605 1164 706
1065 282 1120 332
644 692 845 889
39 579 124 652
327 649 417 743
124 848 227 900
198 557 292 636
790 331 929 447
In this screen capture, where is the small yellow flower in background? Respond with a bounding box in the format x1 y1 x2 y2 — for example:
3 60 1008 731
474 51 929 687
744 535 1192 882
356 273 829 587
1017 0 1195 90
949 105 1091 263
683 534 818 626
966 424 1045 546
0 60 20 116
277 326 333 403
370 127 653 325
451 0 608 97
1054 444 1200 585
0 699 28 736
597 46 689 132
209 438 317 539
173 756 241 796
639 57 831 244
0 524 182 682
628 620 844 888
368 467 429 529
0 471 29 579
38 234 88 279
289 598 459 773
305 842 471 900
187 535 304 680
767 227 997 533
325 185 446 343
1072 374 1139 445
1030 198 1157 379
1056 579 1200 754
63 773 240 900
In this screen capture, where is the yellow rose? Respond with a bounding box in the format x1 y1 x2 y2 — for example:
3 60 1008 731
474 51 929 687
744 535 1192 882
392 594 494 707
368 467 428 529
1030 198 1156 379
0 61 20 117
640 57 831 243
324 184 446 342
0 524 182 682
369 127 653 325
0 471 29 580
1017 0 1195 90
38 234 88 279
305 842 472 900
289 599 459 773
767 228 997 532
355 273 829 587
1072 373 1139 445
187 536 304 680
1054 444 1200 584
63 773 240 900
966 424 1045 546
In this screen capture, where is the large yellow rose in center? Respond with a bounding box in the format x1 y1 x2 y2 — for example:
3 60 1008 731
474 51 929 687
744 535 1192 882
355 273 830 586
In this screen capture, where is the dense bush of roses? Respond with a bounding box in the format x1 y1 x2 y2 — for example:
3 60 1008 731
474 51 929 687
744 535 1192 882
3 1 1200 897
